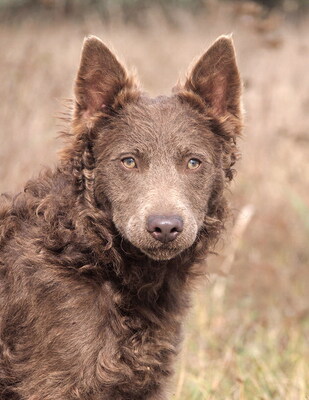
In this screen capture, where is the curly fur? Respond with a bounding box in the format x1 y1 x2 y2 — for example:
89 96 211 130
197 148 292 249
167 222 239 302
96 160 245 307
0 35 242 400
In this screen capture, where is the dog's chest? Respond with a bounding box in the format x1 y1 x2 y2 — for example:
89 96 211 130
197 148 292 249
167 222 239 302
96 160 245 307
93 292 181 394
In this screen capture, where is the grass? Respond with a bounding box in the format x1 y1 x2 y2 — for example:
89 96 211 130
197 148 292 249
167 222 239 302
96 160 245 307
174 284 309 399
0 4 308 399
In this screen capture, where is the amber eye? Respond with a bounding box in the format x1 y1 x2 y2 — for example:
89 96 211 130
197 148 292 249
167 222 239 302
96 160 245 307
187 158 201 170
122 157 136 169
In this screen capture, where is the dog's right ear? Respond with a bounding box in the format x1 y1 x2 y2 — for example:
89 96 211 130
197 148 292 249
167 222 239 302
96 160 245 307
74 36 134 127
182 36 242 124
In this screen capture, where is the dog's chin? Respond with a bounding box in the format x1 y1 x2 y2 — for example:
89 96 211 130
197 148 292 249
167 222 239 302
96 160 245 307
126 235 198 261
139 246 185 261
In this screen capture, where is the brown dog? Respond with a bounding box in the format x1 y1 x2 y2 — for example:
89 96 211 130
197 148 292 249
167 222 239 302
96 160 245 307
0 35 242 399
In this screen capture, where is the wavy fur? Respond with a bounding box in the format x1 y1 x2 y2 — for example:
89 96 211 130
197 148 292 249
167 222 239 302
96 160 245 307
0 35 242 400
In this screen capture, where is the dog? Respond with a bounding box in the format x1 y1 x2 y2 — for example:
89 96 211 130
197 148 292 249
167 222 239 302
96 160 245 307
0 35 242 399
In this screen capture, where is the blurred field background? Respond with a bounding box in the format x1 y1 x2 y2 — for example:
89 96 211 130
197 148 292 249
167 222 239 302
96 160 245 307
0 0 308 399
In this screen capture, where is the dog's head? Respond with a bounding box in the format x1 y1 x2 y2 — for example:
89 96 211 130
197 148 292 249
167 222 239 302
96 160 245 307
69 36 242 261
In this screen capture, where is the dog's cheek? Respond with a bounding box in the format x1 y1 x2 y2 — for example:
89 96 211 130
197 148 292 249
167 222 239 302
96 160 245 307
111 209 139 242
94 164 140 222
124 215 152 249
181 171 213 224
108 194 138 238
111 190 146 242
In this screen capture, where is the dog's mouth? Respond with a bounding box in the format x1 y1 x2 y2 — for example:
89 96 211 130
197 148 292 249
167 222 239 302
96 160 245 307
116 213 199 261
140 244 186 261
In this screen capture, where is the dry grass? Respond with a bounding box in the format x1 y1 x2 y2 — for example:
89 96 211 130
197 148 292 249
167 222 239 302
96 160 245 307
0 4 308 399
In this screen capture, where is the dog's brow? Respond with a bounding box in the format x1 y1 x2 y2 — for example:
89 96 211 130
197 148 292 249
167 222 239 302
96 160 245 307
175 144 207 156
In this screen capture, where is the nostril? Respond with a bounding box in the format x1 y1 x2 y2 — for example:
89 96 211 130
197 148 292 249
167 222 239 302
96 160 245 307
147 215 184 243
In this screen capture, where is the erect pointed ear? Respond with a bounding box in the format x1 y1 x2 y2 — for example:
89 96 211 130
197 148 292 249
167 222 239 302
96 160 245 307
184 36 242 119
74 36 133 124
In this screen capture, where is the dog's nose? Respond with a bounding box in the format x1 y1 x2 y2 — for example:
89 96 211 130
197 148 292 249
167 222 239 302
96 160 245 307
147 215 184 243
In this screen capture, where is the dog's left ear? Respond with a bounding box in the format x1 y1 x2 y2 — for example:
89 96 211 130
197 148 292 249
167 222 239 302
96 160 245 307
184 36 242 120
74 36 135 126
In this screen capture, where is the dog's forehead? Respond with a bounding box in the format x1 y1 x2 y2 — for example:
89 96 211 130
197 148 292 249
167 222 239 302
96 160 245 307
135 95 193 124
98 94 216 158
122 95 207 139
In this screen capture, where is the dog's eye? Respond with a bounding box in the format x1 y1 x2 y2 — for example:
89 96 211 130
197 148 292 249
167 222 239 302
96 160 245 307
187 158 201 170
122 157 136 169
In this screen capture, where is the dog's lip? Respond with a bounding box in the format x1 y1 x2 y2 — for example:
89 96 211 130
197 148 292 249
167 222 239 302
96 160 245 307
140 234 193 255
141 244 182 257
143 242 179 252
144 246 178 253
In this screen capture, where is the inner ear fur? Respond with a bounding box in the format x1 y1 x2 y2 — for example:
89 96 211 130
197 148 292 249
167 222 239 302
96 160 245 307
74 36 137 125
184 36 242 122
